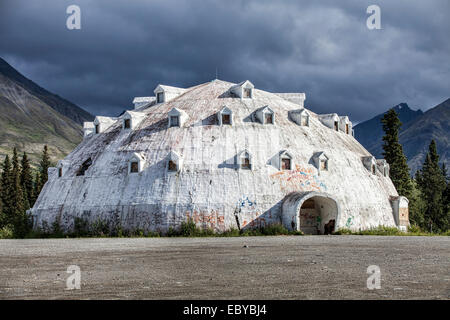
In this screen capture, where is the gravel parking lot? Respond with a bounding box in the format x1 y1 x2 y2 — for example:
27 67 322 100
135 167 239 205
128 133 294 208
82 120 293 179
0 236 448 299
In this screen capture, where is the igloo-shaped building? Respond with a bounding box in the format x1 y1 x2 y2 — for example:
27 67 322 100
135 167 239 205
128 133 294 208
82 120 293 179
30 79 409 234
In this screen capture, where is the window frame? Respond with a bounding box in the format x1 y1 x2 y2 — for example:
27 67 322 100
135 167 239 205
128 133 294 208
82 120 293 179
157 92 164 103
170 116 180 127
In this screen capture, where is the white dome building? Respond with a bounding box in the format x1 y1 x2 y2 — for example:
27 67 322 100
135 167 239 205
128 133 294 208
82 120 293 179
30 79 409 234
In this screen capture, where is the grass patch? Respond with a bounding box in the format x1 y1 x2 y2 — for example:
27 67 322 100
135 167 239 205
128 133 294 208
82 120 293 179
334 225 448 236
20 219 303 239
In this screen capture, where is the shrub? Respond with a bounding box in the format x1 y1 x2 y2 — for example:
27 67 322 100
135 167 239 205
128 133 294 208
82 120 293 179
0 226 14 239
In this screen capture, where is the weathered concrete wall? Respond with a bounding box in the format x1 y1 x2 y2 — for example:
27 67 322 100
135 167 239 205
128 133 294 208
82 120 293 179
31 80 401 233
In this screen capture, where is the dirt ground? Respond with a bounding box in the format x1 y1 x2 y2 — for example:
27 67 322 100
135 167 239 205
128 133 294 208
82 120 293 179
0 236 448 299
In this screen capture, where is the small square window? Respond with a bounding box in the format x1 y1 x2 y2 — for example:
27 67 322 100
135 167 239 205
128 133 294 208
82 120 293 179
320 160 328 171
301 116 308 126
243 88 252 98
222 114 231 125
281 158 291 170
170 116 179 127
157 92 164 103
124 119 131 129
168 160 177 172
241 157 251 170
130 161 139 173
265 113 273 124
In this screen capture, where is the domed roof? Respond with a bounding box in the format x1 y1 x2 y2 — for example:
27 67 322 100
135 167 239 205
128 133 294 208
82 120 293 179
31 79 404 234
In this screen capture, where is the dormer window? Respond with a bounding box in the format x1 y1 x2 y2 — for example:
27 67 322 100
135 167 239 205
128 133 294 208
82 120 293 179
278 150 293 171
168 107 187 128
157 92 164 103
128 153 145 174
124 119 131 129
238 150 252 170
243 88 252 98
58 167 63 177
339 116 352 135
230 80 254 99
318 114 340 132
289 109 310 127
170 116 179 127
218 106 233 126
312 152 329 174
95 124 100 134
256 106 275 125
376 159 389 177
167 151 182 173
363 156 377 175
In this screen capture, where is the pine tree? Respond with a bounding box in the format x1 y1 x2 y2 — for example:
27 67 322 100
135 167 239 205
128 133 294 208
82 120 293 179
1 155 12 227
443 164 450 223
381 109 413 198
417 140 447 232
32 171 41 206
11 148 28 237
20 152 33 209
38 145 51 192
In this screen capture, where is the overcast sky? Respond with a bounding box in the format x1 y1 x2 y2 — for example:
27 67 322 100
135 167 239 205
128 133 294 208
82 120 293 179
1 0 449 122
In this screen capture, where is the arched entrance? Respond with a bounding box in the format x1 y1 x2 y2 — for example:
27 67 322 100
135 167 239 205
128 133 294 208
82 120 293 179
282 192 340 234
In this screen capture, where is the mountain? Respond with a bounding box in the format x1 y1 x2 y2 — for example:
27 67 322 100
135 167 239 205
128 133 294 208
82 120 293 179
0 57 93 165
0 57 93 125
354 100 449 174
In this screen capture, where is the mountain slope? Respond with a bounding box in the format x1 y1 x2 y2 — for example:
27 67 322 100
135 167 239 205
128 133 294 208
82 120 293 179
0 59 93 165
354 100 449 173
354 103 423 157
400 99 450 173
0 57 93 125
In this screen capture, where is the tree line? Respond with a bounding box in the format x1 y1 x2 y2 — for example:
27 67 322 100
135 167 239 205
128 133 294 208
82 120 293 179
0 145 51 237
381 109 449 232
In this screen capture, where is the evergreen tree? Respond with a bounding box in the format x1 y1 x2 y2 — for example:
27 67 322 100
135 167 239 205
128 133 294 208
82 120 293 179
32 171 41 206
38 145 51 194
20 152 33 209
443 164 450 222
11 148 27 237
408 178 426 228
381 109 413 198
1 155 12 227
417 140 447 232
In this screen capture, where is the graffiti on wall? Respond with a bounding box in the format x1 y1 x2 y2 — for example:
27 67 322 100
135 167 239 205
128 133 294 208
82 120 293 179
270 165 327 193
185 209 225 231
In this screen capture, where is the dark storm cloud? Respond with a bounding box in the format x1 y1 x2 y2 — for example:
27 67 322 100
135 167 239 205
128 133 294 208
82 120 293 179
0 0 449 120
